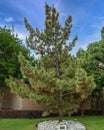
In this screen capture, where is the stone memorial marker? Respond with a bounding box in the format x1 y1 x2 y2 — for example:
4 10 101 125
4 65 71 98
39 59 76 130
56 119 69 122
38 120 86 130
55 122 67 130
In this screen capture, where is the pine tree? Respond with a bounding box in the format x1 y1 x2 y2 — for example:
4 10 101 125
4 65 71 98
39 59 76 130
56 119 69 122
101 27 104 40
6 4 95 121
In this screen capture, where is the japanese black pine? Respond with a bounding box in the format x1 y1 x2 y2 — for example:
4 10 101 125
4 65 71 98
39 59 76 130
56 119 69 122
7 4 95 121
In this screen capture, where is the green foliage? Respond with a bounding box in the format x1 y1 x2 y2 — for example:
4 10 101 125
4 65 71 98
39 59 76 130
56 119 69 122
7 4 95 119
77 40 104 97
101 27 104 40
7 54 95 116
0 26 30 88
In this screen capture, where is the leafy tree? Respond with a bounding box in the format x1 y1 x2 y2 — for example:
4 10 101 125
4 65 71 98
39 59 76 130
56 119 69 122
77 29 104 97
0 26 30 108
101 27 104 40
6 4 95 121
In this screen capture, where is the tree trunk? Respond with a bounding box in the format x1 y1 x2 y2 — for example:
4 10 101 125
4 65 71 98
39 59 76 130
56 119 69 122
59 91 63 122
59 108 63 122
0 91 4 109
55 46 64 122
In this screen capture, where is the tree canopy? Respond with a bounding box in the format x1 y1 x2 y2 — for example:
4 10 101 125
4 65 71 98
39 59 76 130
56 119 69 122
6 4 95 120
0 26 30 88
79 42 104 96
77 28 104 97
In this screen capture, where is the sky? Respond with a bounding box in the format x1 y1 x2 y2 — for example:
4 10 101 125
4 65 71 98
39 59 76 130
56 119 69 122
0 0 104 54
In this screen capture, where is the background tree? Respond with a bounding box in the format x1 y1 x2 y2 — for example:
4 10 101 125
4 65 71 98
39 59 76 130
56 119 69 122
6 4 95 121
101 27 104 40
0 26 30 108
77 29 104 97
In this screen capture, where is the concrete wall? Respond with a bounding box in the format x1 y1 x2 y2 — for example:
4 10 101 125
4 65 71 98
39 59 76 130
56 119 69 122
9 94 22 110
3 93 22 110
22 98 44 111
2 88 44 110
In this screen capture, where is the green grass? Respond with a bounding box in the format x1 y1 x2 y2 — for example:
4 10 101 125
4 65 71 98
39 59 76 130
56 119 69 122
0 116 104 130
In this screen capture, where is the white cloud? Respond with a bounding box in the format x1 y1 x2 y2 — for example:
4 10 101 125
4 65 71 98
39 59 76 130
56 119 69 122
78 31 101 51
17 33 26 41
96 16 104 20
71 29 101 55
0 23 5 27
91 22 104 30
4 17 14 23
90 16 104 30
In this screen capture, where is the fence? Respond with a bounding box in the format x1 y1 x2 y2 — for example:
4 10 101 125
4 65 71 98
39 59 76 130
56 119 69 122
0 110 42 118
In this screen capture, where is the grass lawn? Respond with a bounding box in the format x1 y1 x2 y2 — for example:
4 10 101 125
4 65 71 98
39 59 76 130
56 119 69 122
0 115 104 130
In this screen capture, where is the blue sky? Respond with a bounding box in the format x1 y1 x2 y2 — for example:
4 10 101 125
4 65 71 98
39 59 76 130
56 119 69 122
0 0 104 54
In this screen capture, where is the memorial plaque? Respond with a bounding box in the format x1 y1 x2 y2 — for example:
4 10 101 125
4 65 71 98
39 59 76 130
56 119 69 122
56 122 67 130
